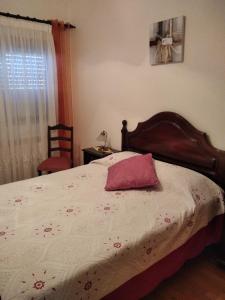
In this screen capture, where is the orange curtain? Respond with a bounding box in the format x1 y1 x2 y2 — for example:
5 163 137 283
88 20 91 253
51 20 74 160
51 20 73 126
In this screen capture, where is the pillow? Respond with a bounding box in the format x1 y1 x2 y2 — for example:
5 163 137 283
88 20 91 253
105 153 159 191
91 151 139 167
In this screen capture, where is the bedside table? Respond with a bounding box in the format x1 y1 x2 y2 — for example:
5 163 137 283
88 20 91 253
82 147 119 165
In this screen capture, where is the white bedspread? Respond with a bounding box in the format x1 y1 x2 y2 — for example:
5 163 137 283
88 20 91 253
0 152 224 300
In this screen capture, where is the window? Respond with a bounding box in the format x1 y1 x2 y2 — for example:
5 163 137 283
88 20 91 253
0 17 57 183
0 53 46 90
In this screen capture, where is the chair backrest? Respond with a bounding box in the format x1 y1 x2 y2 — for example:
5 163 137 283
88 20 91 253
48 124 74 167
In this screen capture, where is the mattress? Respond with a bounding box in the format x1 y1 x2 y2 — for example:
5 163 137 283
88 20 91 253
0 151 224 300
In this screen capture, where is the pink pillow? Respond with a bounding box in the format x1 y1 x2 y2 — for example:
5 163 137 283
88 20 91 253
105 153 159 191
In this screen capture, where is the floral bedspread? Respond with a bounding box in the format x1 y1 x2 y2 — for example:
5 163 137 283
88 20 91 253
0 151 224 300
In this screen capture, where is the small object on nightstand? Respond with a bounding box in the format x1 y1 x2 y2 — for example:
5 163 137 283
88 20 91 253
96 130 110 152
82 147 119 165
94 146 113 153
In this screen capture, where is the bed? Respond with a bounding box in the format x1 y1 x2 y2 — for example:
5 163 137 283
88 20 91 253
0 111 224 300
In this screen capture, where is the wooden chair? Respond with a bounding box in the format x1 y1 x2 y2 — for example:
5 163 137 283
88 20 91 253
37 124 73 175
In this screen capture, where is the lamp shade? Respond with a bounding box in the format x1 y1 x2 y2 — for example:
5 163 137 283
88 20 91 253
96 130 108 148
96 130 107 142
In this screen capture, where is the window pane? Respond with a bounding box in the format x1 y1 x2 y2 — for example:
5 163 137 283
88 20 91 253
0 53 47 90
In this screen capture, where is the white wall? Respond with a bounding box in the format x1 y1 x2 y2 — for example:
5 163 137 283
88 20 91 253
0 0 70 21
68 0 225 161
1 0 225 163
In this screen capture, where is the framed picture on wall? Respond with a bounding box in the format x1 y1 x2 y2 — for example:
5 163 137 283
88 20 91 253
150 16 185 65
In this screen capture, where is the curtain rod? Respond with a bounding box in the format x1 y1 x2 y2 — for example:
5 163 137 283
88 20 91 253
0 11 76 29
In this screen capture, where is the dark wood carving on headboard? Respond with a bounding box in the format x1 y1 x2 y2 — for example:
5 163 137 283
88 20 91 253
121 112 225 189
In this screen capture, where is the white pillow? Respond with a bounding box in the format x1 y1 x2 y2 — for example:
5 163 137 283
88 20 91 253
90 151 139 167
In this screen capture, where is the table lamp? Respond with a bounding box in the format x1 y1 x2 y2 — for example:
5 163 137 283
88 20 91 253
96 130 111 152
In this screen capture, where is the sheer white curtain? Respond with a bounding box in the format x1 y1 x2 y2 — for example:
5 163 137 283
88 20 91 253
0 17 57 184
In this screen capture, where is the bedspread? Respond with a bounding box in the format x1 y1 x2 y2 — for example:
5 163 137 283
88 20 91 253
0 152 224 300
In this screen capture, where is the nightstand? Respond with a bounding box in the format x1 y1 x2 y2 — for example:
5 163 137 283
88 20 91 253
82 147 119 165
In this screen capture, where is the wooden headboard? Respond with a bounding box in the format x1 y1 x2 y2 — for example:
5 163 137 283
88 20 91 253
121 112 225 190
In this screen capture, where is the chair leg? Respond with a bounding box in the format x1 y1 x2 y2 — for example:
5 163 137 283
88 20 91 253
38 170 42 176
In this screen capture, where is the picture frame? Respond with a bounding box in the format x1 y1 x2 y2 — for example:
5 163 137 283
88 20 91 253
150 16 185 65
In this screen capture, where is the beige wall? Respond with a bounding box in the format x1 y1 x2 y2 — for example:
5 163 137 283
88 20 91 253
68 0 225 160
0 0 70 21
1 0 225 161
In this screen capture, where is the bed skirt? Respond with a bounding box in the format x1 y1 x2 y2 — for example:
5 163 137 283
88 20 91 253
103 214 224 300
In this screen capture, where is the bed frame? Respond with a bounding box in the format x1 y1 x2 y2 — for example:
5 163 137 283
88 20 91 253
121 111 225 190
